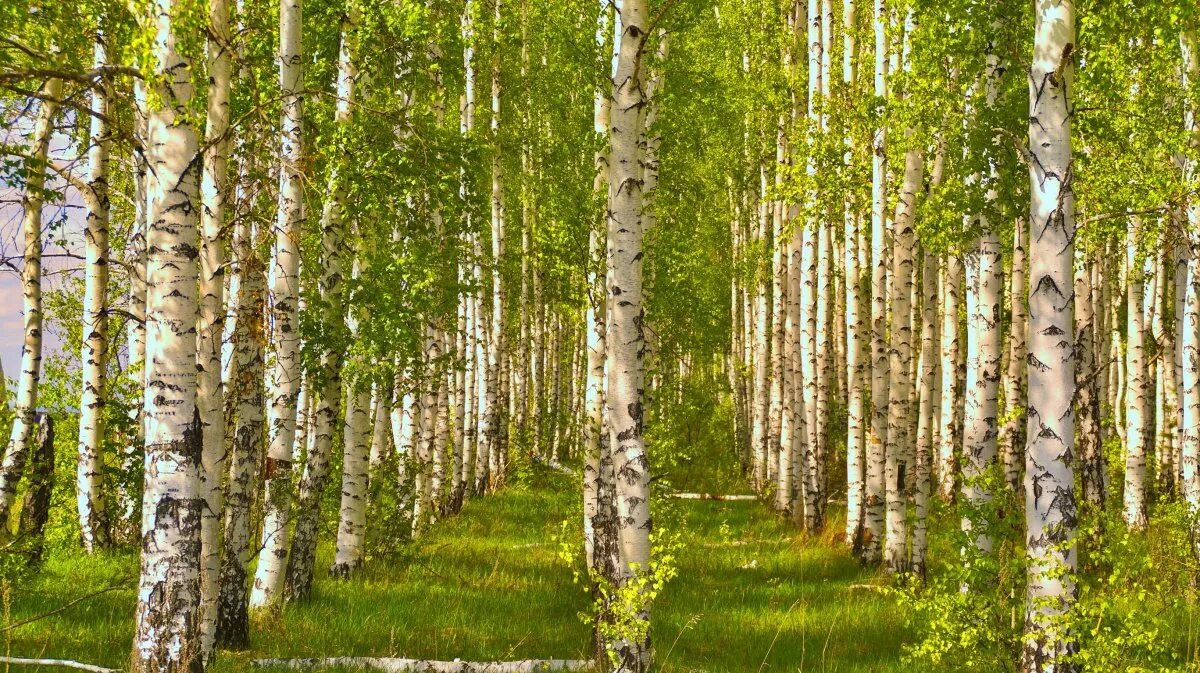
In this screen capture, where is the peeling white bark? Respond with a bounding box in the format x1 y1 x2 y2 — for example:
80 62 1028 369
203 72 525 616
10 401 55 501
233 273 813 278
0 77 59 526
1023 2 1079 667
76 34 111 555
251 0 305 610
132 1 205 666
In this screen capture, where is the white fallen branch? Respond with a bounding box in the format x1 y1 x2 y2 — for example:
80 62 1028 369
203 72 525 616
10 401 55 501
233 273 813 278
0 657 121 673
531 455 575 475
668 493 757 501
251 657 593 672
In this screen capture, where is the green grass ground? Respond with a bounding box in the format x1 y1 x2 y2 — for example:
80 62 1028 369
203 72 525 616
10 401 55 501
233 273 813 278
6 455 905 672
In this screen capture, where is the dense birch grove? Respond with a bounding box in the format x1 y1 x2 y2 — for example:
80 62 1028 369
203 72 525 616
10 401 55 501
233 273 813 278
2 0 1200 672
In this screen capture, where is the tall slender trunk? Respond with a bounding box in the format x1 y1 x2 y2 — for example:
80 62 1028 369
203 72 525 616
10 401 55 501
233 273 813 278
1182 31 1200 562
862 0 888 564
937 257 962 499
604 0 652 667
286 12 357 599
197 0 233 653
482 0 508 493
962 232 1002 554
251 0 304 610
1124 218 1150 530
585 0 614 575
77 34 111 554
132 0 205 665
841 0 864 547
1024 2 1079 666
1075 250 1105 508
122 82 149 529
884 127 921 573
215 225 264 649
815 0 834 514
0 77 59 526
911 250 938 577
751 166 771 492
460 0 479 500
1001 218 1027 491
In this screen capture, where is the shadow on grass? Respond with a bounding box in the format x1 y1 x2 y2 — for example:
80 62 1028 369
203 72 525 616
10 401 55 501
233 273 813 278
7 469 907 673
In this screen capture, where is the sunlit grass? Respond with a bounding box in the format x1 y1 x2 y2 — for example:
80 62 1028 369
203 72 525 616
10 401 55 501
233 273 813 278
6 462 909 673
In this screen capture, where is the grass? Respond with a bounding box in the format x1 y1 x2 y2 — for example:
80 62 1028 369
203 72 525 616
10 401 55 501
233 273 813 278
4 442 907 673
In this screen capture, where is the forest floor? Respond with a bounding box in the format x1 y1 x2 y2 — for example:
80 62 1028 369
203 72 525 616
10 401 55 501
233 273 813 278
6 441 906 673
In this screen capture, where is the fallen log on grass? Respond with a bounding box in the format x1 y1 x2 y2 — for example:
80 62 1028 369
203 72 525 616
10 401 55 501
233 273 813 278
0 657 120 673
668 493 757 501
251 657 593 672
530 455 575 476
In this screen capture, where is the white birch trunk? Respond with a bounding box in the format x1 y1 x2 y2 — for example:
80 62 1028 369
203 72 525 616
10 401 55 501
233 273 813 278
216 225 264 649
584 0 612 567
1024 2 1079 665
862 0 888 564
911 250 937 577
0 77 59 526
605 0 652 667
884 131 921 572
197 0 233 653
76 34 111 554
1001 218 1027 491
251 0 305 610
132 1 205 665
287 12 357 599
1075 250 1104 508
962 232 1002 554
481 0 508 493
937 257 961 499
1124 218 1149 530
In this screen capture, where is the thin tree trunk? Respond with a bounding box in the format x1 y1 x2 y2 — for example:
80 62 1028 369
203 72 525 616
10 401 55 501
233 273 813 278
286 13 357 599
937 257 961 500
76 34 111 554
482 0 508 494
197 0 233 654
216 229 264 649
251 0 305 610
884 126 921 573
1000 217 1027 491
1075 250 1105 508
911 251 937 577
603 0 652 667
962 232 1002 555
122 84 149 530
862 0 888 564
1124 218 1150 530
0 77 59 527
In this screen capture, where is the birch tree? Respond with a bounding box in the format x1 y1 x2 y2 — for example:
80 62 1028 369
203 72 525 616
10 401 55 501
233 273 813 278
76 32 111 553
132 0 205 666
197 0 233 653
604 0 653 667
287 7 358 599
0 77 59 526
1024 0 1079 667
251 0 305 610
